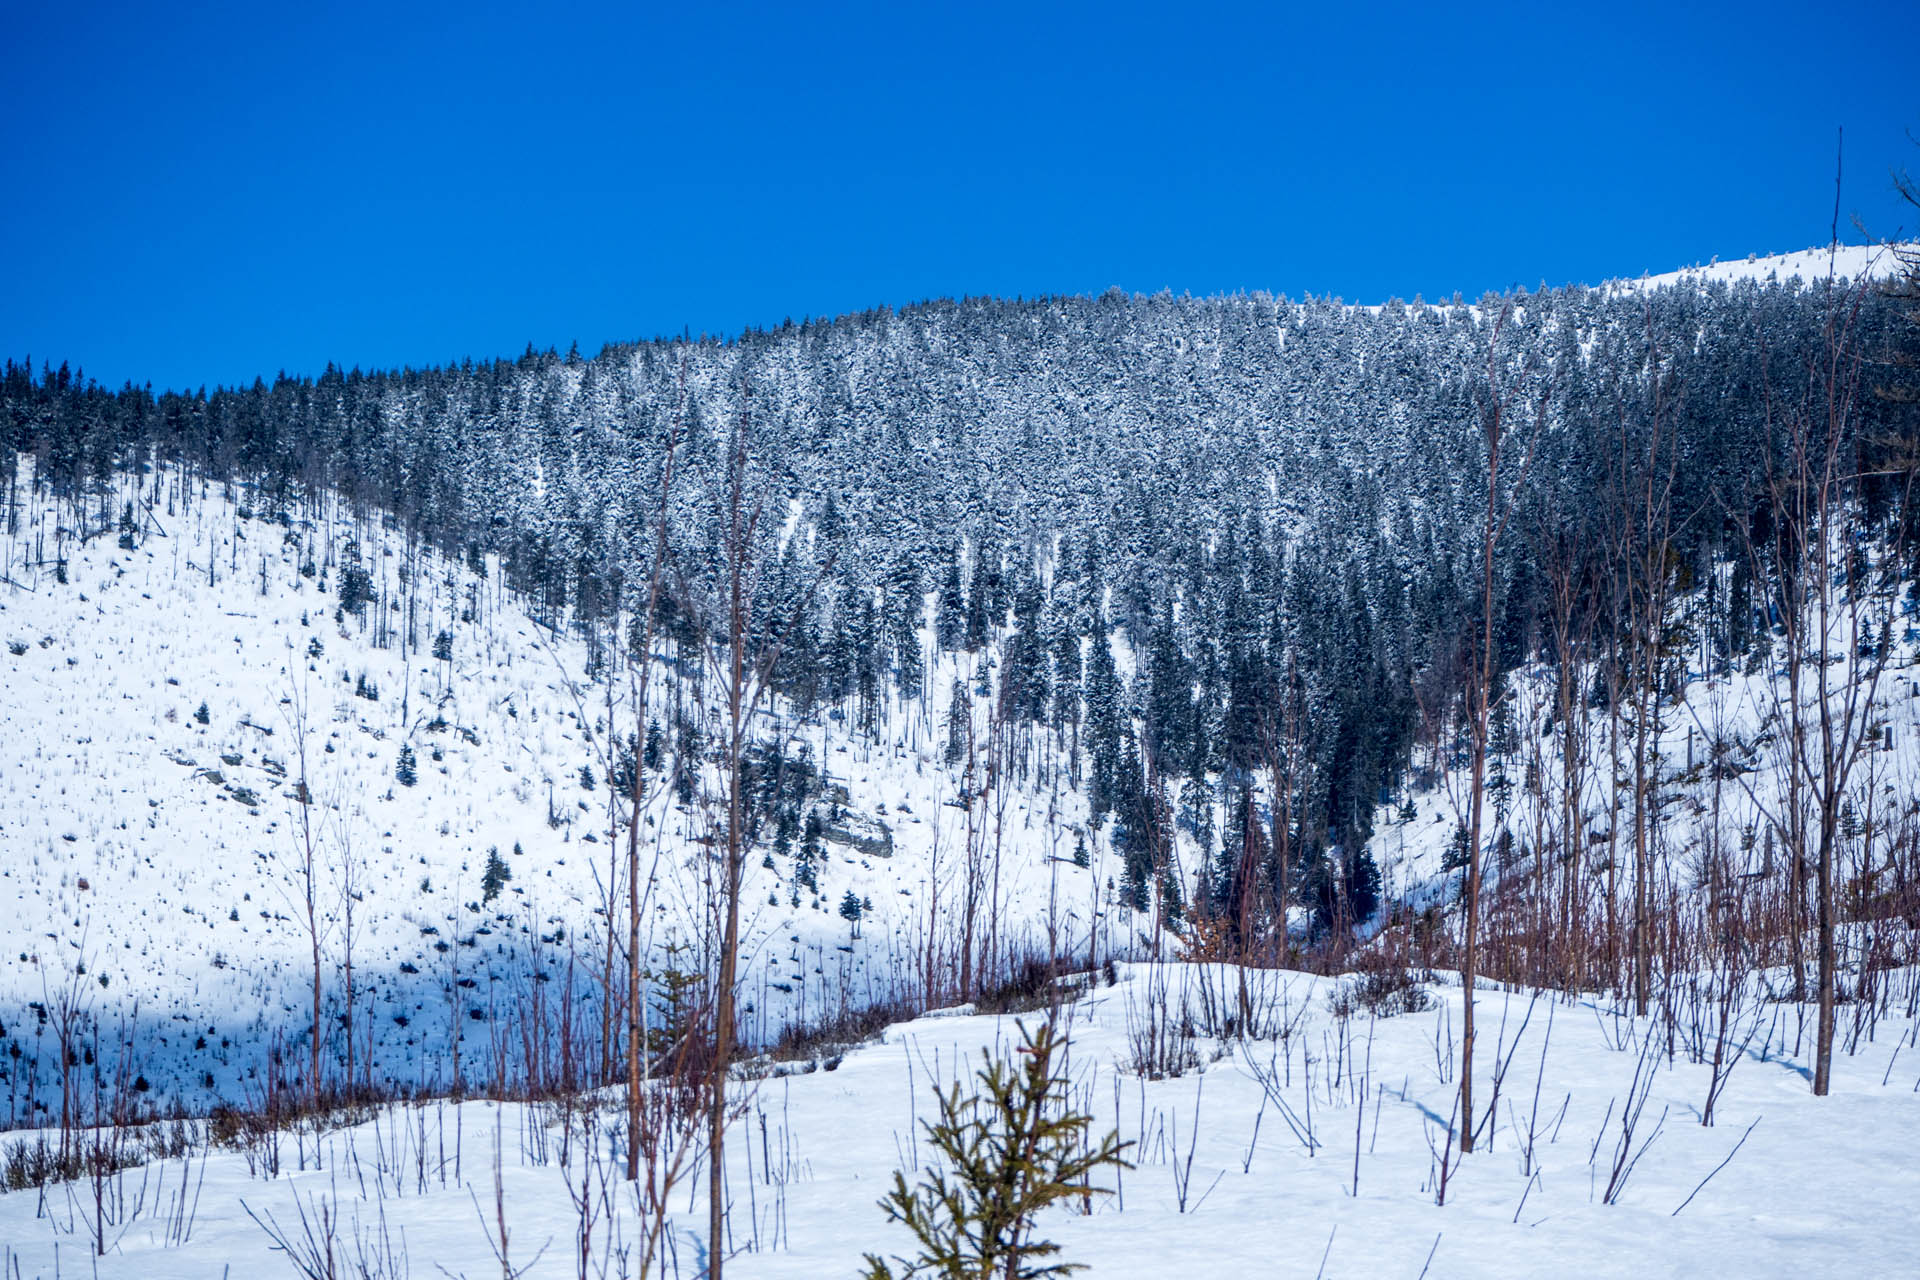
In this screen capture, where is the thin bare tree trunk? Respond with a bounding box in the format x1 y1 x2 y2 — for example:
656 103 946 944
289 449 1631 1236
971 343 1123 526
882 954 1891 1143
1459 499 1493 1153
627 388 680 1180
704 400 817 1275
1460 307 1540 1153
283 676 327 1106
710 571 745 1275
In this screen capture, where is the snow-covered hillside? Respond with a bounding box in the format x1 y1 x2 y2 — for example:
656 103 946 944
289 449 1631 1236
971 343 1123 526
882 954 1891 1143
1608 241 1906 295
0 459 1111 1116
1374 615 1920 925
9 436 1920 1120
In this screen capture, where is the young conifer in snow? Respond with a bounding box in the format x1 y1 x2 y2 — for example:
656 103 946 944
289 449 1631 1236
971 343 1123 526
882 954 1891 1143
863 1012 1131 1280
481 846 510 904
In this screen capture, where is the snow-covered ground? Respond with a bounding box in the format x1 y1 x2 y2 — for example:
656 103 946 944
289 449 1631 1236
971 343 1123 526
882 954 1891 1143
2 959 1915 1278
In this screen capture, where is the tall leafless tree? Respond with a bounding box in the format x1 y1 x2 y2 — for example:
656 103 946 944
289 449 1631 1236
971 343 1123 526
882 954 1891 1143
1605 315 1684 1016
1743 242 1907 1095
280 669 330 1104
1459 302 1540 1153
700 397 825 1277
626 375 681 1180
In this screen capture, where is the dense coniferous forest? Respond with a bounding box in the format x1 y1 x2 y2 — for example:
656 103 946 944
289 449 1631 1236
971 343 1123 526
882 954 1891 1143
4 263 1916 939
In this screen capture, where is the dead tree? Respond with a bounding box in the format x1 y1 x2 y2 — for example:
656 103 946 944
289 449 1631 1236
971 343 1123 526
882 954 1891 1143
700 397 825 1276
280 670 330 1104
626 378 681 1180
1538 523 1596 989
1257 653 1310 966
1605 315 1683 1017
1459 302 1540 1153
1744 247 1908 1095
332 805 366 1097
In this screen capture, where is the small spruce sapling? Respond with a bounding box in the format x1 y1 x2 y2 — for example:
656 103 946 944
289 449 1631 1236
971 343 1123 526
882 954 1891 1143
337 542 373 616
396 744 417 787
944 678 971 767
797 812 823 892
481 847 511 904
863 1012 1131 1280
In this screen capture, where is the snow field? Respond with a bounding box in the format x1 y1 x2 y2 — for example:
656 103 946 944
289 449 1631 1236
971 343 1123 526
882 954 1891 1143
1 959 1916 1277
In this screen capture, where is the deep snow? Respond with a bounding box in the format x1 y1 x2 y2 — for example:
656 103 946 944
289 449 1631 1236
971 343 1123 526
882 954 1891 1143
2 960 1916 1278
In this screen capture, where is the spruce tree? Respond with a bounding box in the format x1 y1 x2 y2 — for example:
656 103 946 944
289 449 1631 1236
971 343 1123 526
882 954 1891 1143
797 812 823 892
338 541 373 616
963 552 990 652
863 1013 1130 1280
944 679 971 767
481 846 511 903
935 553 966 652
1084 625 1122 823
888 557 926 703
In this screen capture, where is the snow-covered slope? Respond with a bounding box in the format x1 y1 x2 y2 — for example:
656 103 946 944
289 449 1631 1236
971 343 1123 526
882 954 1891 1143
1606 241 1905 295
0 460 1107 1116
7 442 1919 1124
1372 562 1920 928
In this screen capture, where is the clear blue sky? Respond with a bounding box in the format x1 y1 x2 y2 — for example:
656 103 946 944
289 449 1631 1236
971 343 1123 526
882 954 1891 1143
4 0 1914 392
